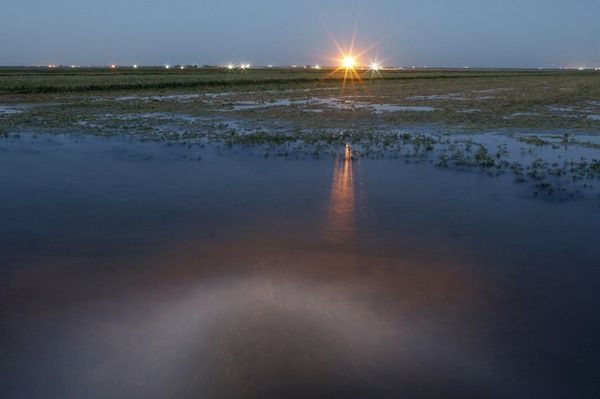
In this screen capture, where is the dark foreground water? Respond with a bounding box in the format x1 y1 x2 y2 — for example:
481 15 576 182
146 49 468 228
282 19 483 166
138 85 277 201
1 134 600 399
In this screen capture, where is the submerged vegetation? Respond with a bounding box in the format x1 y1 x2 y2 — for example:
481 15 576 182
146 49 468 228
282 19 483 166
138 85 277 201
1 67 600 201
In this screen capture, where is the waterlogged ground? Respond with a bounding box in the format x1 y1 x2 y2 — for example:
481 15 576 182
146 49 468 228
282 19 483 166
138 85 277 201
1 71 600 398
1 134 600 399
2 72 600 201
2 71 600 130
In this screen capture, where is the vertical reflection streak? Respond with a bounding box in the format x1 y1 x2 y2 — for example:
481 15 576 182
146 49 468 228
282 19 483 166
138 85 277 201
325 144 358 243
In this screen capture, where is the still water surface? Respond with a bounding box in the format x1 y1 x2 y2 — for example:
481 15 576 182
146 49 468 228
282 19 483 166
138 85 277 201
1 134 599 398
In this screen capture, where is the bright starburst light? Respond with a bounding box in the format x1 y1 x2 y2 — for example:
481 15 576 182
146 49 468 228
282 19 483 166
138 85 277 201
323 27 386 88
342 56 356 70
369 61 381 72
368 59 385 78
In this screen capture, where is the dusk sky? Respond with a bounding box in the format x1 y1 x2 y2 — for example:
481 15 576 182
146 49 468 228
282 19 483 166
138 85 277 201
2 0 599 68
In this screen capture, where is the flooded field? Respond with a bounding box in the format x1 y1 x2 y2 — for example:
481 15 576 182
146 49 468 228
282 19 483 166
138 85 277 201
1 133 600 399
1 69 600 398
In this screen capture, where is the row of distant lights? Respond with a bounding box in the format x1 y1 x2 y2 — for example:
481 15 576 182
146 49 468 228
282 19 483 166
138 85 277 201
54 63 333 70
56 63 304 69
53 64 198 70
48 64 600 72
226 63 252 70
51 62 383 72
51 63 332 70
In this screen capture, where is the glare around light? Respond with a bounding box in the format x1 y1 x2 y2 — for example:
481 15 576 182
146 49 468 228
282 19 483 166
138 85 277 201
343 56 356 70
369 62 381 72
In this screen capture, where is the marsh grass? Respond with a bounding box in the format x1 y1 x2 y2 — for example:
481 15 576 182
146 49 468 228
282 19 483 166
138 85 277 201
2 67 599 201
1 67 597 94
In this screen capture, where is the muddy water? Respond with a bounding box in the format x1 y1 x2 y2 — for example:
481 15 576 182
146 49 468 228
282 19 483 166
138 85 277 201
1 134 599 399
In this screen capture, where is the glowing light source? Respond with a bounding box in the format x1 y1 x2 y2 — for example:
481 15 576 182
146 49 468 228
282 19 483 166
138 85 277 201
313 64 322 70
226 63 235 70
133 64 138 69
367 59 383 78
323 30 387 87
180 66 185 70
369 61 381 72
165 64 171 69
342 56 356 70
239 63 250 70
110 64 116 69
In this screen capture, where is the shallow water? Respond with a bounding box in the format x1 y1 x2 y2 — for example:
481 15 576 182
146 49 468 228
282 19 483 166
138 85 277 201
0 105 24 115
227 97 437 113
1 134 600 399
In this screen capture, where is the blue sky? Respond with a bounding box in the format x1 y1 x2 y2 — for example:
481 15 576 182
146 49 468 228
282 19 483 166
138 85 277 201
1 0 599 67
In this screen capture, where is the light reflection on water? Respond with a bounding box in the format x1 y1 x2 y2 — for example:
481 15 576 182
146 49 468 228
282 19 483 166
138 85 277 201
1 134 600 399
325 144 358 243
